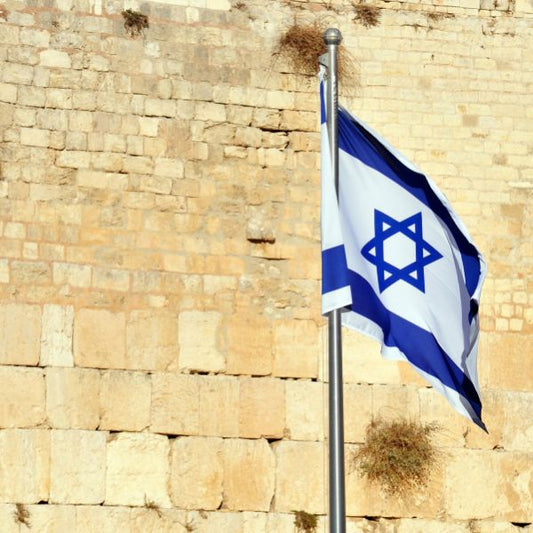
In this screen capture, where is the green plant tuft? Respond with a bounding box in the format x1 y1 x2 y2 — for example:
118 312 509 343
352 418 439 497
122 9 149 37
293 510 318 532
13 503 31 528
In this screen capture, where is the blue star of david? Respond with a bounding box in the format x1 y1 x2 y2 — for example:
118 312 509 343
361 210 443 293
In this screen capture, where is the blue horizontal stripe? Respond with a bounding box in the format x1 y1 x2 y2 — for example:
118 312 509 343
337 107 481 300
323 245 483 423
321 244 349 295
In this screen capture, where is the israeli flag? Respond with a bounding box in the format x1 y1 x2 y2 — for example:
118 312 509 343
320 78 487 429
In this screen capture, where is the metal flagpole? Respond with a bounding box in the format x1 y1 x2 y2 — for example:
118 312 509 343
322 28 346 533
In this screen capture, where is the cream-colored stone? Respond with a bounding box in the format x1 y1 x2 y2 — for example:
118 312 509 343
444 449 533 521
151 373 199 435
343 384 373 444
0 303 41 365
105 432 171 507
239 377 285 439
75 505 133 533
40 304 74 367
74 308 126 369
285 380 325 441
223 438 275 512
372 384 420 421
178 310 224 373
226 313 272 376
25 504 77 533
199 375 239 437
40 50 71 68
273 441 325 514
46 367 100 429
99 370 151 431
50 430 106 504
126 310 178 371
0 367 45 428
170 437 223 510
0 430 50 503
272 319 319 378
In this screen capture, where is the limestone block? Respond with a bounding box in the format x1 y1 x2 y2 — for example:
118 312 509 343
343 384 373 444
105 432 171 507
170 437 223 509
0 430 50 503
40 304 74 367
0 303 41 365
272 319 319 378
285 380 325 441
50 430 106 504
126 310 178 371
46 367 100 429
199 375 239 437
226 312 272 376
481 332 532 391
20 505 76 532
74 308 126 369
75 505 132 533
419 388 469 448
394 519 470 532
0 367 45 428
40 49 71 68
99 370 151 432
178 310 224 373
0 505 17 533
129 507 188 533
371 384 420 421
239 377 285 439
445 449 533 521
151 373 199 435
53 262 91 288
190 511 244 533
223 438 275 511
273 441 325 514
20 127 50 147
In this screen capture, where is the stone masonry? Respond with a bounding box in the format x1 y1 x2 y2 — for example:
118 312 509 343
0 0 531 531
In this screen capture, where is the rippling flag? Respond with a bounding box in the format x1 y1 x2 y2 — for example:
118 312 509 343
320 78 487 429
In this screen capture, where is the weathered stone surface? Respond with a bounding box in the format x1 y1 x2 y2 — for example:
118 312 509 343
50 430 106 504
0 303 41 365
199 375 239 437
239 377 285 439
223 438 275 511
0 367 45 428
46 367 100 429
273 440 325 514
444 449 533 522
226 312 272 376
178 310 224 372
126 310 178 370
0 430 50 503
272 319 319 378
99 370 151 431
170 437 223 510
74 309 126 369
40 304 74 367
151 373 199 435
105 432 171 507
285 380 324 441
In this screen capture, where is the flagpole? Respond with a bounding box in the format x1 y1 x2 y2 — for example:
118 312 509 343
323 28 346 533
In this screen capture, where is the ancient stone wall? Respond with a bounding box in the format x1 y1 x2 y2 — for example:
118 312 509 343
0 0 531 531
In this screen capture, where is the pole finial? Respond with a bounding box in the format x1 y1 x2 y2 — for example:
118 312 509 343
324 28 342 45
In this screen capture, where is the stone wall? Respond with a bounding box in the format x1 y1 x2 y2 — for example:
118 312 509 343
0 0 531 531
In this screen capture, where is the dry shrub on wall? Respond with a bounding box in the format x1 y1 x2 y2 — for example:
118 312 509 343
351 418 440 497
278 22 358 88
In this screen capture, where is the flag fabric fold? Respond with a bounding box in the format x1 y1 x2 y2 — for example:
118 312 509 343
320 76 487 429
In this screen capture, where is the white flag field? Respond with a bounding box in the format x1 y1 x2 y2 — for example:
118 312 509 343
320 78 487 429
